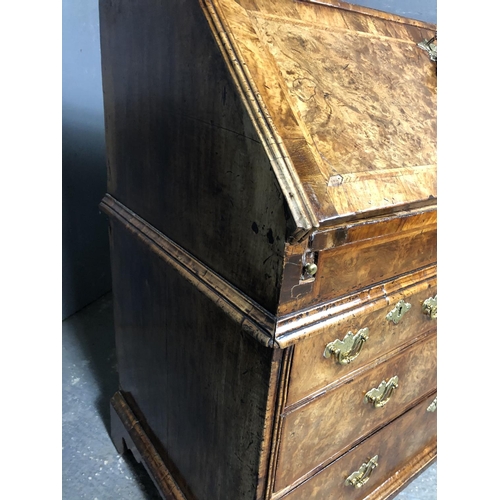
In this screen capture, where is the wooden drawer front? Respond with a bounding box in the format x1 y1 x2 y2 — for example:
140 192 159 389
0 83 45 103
281 393 437 500
287 276 437 406
274 333 436 492
278 213 436 315
316 224 436 301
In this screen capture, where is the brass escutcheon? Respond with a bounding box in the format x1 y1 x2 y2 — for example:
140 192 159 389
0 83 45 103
364 376 399 408
345 455 379 488
386 300 411 324
427 397 437 412
324 328 369 365
422 295 437 320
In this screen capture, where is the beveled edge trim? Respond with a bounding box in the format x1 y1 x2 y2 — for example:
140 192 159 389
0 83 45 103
298 0 437 30
275 265 437 347
110 391 187 500
200 0 319 242
318 198 438 230
265 348 295 499
100 194 278 348
100 195 437 351
311 205 437 251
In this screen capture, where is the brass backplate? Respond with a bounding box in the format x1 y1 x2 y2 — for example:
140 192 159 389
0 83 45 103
324 328 369 365
427 397 437 412
364 376 399 408
345 455 379 488
422 295 437 320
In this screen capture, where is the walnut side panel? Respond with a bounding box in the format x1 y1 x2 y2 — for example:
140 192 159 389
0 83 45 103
100 195 277 348
108 216 283 500
99 0 288 313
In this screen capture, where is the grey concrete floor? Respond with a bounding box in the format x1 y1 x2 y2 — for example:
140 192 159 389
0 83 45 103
62 293 436 499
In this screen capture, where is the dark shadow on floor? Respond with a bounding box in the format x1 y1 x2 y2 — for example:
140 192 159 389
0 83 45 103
63 292 163 499
63 292 118 431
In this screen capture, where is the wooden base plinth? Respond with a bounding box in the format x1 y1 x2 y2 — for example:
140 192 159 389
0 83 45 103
110 391 187 500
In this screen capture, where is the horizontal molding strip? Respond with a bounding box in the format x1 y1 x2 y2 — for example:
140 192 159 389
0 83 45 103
100 194 278 348
298 0 436 30
101 195 436 351
275 265 437 347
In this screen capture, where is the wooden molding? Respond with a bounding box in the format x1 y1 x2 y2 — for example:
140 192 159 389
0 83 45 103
265 348 295 498
100 195 436 353
201 0 319 241
100 194 277 347
275 265 436 347
298 0 436 30
110 391 187 500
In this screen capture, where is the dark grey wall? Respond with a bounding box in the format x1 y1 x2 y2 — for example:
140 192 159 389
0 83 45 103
61 0 435 320
348 0 436 24
62 1 111 319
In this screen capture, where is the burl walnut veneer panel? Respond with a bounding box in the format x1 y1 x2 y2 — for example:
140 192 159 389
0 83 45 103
108 214 282 500
275 333 436 492
281 392 437 500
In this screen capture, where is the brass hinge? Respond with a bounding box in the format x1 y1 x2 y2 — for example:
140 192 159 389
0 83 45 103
417 33 437 62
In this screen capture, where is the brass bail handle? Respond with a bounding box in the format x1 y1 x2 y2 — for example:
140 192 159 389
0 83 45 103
345 455 379 488
364 376 399 408
324 328 369 365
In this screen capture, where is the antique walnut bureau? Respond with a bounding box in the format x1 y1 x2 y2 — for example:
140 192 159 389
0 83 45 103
98 0 437 499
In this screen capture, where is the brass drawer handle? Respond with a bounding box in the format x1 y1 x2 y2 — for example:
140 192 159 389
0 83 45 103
386 300 411 324
364 376 399 408
427 397 437 412
422 295 437 320
345 455 379 488
323 328 369 365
